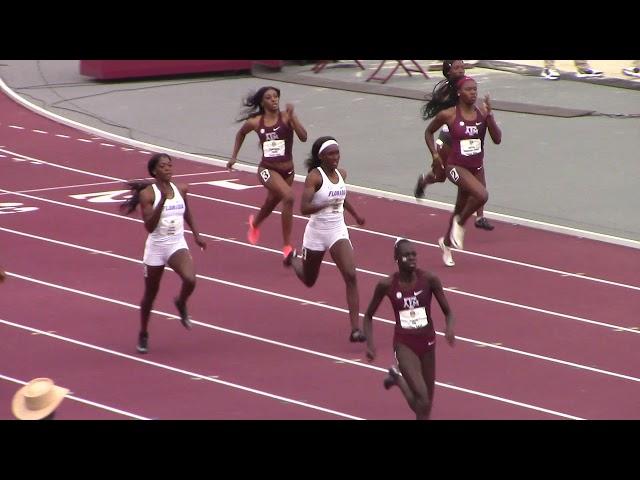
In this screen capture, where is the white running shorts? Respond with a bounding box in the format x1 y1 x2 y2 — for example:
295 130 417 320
143 237 189 266
303 222 351 252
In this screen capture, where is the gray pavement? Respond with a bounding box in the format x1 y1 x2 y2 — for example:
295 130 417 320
1 60 639 241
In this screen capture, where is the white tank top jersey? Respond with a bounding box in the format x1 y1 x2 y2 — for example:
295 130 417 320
308 167 347 229
149 182 185 243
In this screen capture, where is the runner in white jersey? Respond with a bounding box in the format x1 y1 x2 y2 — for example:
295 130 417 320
121 154 207 354
284 136 368 343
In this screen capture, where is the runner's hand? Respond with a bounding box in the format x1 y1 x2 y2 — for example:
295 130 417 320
483 94 492 112
195 235 207 251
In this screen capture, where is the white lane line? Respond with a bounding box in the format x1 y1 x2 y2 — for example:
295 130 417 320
0 373 149 420
0 187 637 336
32 129 48 134
4 225 639 386
55 134 70 138
7 171 230 195
1 76 635 249
8 125 24 129
3 146 636 293
0 317 363 420
2 271 583 420
100 143 115 147
77 139 92 143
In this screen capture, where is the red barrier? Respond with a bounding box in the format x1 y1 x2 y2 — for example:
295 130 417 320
79 60 283 80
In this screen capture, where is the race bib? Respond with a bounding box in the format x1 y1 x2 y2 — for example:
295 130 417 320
330 198 344 213
399 307 429 329
159 216 181 236
460 139 482 156
263 139 286 158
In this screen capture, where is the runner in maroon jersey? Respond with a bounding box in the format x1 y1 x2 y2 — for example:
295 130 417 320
415 61 494 231
425 76 502 266
363 239 455 420
227 86 308 262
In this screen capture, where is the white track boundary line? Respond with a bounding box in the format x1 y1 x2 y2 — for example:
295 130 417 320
2 271 584 420
6 227 640 382
3 146 639 294
0 317 362 420
3 226 639 384
1 188 638 336
0 76 637 250
0 170 229 196
0 373 150 420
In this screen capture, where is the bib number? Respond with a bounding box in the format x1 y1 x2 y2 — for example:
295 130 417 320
399 307 429 329
460 139 482 156
159 217 179 236
263 139 286 158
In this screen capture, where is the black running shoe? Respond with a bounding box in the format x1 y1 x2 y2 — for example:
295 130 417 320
414 174 426 198
383 366 400 390
137 332 149 354
174 298 192 330
349 329 367 343
474 217 495 231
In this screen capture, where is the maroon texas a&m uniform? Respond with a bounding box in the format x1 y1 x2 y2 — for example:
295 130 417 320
257 112 294 178
447 104 488 171
386 269 436 357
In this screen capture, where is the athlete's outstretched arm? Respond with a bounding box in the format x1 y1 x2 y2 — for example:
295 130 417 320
425 109 451 169
140 187 165 233
483 95 502 144
299 172 325 216
338 168 365 225
227 119 257 170
363 277 391 361
285 103 308 142
181 184 207 250
429 274 455 346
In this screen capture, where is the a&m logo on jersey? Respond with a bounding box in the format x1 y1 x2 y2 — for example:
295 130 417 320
465 125 479 136
403 296 419 309
265 132 279 141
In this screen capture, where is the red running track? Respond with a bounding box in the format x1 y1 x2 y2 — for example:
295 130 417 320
0 89 639 420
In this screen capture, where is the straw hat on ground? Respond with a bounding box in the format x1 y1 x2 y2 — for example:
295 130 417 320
12 378 69 420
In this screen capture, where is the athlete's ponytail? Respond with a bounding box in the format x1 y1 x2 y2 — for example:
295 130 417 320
120 153 169 215
421 60 462 120
236 86 281 122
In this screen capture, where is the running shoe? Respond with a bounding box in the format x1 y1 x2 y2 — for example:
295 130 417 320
349 329 367 343
137 332 148 354
282 245 296 266
174 297 192 330
474 216 495 231
383 366 401 390
247 215 260 245
623 67 640 78
438 236 455 267
449 215 465 250
414 173 427 198
576 67 603 78
541 68 560 80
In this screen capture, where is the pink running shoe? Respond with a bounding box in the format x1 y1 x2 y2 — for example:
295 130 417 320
282 245 296 266
247 215 260 245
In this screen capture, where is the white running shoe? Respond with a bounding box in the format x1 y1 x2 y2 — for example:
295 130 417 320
449 215 465 250
622 67 640 78
575 67 603 78
541 67 560 80
438 237 455 267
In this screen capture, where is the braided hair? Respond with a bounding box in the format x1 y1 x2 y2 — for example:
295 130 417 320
119 153 169 215
421 60 464 120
